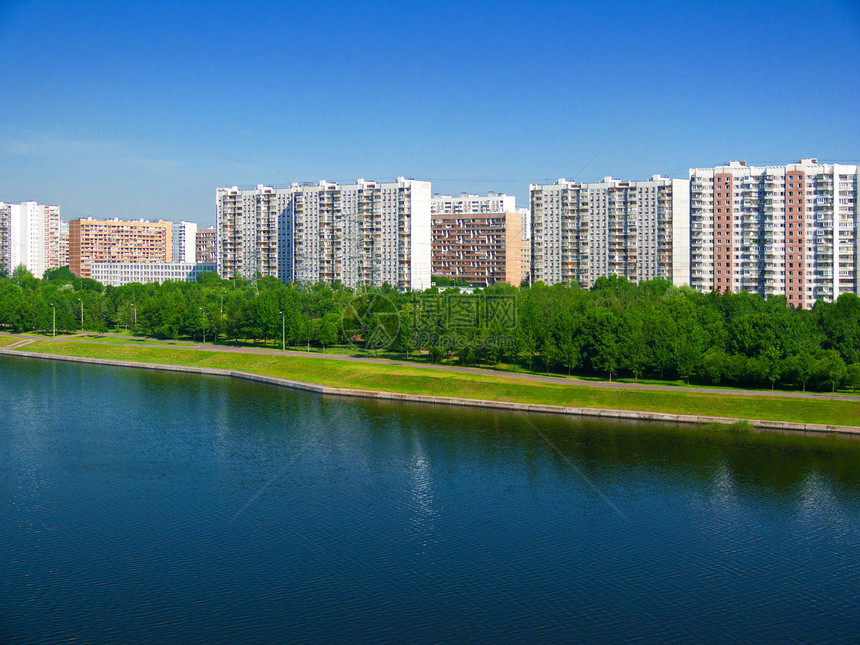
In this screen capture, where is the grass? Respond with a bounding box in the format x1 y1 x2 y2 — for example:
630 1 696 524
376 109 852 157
0 335 20 347
10 340 860 428
70 334 195 346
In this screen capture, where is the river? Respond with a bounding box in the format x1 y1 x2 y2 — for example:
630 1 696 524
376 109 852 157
1 355 858 643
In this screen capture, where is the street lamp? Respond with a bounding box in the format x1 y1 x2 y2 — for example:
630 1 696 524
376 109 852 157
280 310 285 351
200 307 205 344
131 303 136 330
50 303 55 337
77 298 83 331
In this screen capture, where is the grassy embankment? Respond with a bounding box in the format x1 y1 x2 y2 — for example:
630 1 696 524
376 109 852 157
0 335 20 347
9 340 859 428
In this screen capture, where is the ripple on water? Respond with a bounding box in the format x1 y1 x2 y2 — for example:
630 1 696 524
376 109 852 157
0 356 859 643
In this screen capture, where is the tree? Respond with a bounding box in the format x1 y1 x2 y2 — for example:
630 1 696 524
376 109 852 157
317 314 338 351
621 311 649 382
817 350 847 393
846 363 860 393
786 352 815 392
760 345 783 390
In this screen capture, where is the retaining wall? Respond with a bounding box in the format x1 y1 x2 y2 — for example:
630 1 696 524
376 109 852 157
2 348 857 437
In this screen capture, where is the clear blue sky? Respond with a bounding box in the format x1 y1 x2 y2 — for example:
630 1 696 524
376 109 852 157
1 0 858 226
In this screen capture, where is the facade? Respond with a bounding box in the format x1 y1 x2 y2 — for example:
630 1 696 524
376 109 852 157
172 220 197 263
431 194 528 286
59 220 69 269
0 203 10 275
216 185 287 280
195 227 216 264
217 178 432 290
0 201 61 278
530 176 690 287
690 159 859 307
431 192 516 215
69 218 172 279
89 262 215 287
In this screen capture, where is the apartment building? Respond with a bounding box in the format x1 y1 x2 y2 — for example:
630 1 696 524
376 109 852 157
196 227 216 264
59 221 69 268
431 192 516 215
430 193 528 286
0 203 10 274
217 178 431 290
172 220 197 263
530 176 690 287
89 262 215 287
0 201 61 278
690 159 859 307
69 218 172 278
216 185 288 280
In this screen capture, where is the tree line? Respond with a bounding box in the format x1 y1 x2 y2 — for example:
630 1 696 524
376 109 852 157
1 265 858 392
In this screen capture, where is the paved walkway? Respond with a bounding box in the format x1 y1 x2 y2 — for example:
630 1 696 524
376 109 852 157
5 332 860 402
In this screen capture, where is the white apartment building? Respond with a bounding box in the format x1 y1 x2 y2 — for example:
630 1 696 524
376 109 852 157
172 220 198 264
530 176 690 287
89 262 216 287
0 203 10 274
431 192 516 215
0 201 61 278
217 178 432 290
216 185 290 280
690 159 859 307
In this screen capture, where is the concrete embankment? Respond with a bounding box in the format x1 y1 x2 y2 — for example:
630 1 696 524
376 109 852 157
2 348 858 437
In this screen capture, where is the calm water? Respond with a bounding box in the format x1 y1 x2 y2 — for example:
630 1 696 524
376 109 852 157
1 356 859 643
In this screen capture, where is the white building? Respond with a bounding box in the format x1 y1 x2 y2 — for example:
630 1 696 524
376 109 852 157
431 192 516 215
530 176 690 287
690 159 859 307
217 178 432 290
172 220 198 264
89 262 216 287
0 201 61 278
216 185 290 280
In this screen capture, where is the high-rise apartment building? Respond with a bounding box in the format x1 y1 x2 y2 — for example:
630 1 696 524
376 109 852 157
690 159 859 307
216 185 287 280
430 193 528 287
59 221 69 268
69 218 172 278
195 227 216 264
217 178 431 290
0 203 10 275
0 201 61 278
172 220 198 263
431 192 516 215
530 176 690 287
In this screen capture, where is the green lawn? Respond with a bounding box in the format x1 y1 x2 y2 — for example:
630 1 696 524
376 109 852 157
70 334 195 346
0 335 20 347
11 340 859 428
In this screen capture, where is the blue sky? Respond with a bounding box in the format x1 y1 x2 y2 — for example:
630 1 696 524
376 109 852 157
1 0 858 225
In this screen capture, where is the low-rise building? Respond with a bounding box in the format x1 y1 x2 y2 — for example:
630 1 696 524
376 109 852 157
89 262 215 287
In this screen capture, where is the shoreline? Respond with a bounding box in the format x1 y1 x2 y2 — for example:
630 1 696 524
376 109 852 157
3 347 858 438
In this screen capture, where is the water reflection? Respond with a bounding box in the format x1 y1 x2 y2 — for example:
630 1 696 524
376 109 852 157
1 356 859 644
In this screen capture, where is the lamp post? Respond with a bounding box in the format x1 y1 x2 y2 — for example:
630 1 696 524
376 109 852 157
50 303 55 337
280 310 285 351
200 307 205 344
77 298 83 331
131 303 136 331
